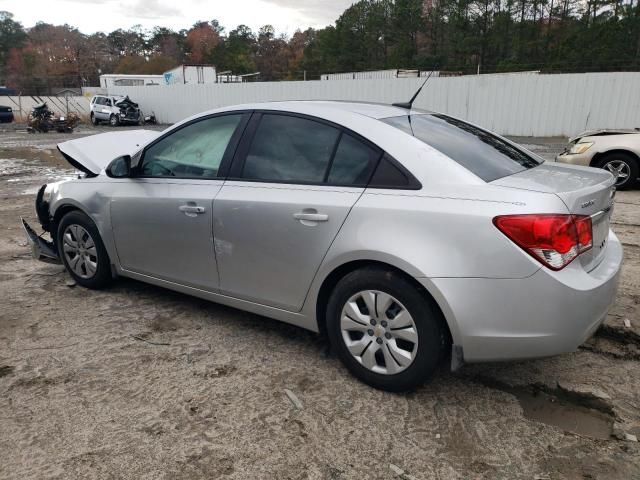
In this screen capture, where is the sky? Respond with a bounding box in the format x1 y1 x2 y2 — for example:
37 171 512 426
0 0 353 36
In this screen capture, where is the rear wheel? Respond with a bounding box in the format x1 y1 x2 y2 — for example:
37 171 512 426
90 113 98 125
326 267 446 391
597 152 638 190
57 211 112 289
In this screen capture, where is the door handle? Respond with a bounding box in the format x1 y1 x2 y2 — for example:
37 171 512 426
293 212 329 222
179 205 205 216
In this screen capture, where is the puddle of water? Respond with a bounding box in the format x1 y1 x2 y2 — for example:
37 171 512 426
516 389 613 440
0 158 79 195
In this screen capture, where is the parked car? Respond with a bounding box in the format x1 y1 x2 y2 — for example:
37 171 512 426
555 129 640 190
0 105 14 123
90 95 141 126
22 102 622 391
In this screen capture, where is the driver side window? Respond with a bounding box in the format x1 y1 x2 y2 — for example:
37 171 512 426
141 114 243 179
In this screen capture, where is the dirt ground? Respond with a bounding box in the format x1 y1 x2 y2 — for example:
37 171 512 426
1 126 639 480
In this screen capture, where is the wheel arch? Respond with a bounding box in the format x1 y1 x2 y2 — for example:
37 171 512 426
590 149 639 167
314 259 456 348
51 201 92 232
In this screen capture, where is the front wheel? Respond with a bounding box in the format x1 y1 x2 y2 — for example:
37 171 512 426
597 153 638 190
109 114 119 127
57 211 112 289
326 267 446 391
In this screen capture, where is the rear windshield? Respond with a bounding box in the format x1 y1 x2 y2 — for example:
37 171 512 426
381 113 541 182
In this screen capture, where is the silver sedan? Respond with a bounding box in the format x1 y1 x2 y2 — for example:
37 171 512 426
23 101 622 391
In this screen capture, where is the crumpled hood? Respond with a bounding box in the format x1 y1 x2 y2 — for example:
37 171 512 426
115 96 139 110
569 128 640 143
57 130 159 175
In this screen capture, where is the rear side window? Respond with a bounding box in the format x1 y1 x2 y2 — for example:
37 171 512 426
327 133 380 186
381 114 541 182
369 153 419 188
242 114 340 183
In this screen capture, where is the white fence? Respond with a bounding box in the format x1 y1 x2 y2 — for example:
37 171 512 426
2 95 91 122
108 72 640 137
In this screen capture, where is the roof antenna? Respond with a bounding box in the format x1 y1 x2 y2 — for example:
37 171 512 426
392 67 437 110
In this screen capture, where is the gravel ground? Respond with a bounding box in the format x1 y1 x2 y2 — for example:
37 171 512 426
1 126 639 480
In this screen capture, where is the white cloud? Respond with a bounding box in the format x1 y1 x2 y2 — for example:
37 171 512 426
0 0 349 35
126 0 181 20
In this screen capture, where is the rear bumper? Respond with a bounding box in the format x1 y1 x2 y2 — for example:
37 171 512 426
21 218 60 263
423 230 622 363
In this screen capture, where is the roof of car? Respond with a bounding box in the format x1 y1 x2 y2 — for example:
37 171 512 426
218 101 413 120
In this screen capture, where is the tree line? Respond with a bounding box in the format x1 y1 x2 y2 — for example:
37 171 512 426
1 0 639 94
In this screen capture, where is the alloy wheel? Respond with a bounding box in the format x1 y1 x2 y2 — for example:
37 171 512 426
340 290 418 375
604 159 631 187
62 224 98 279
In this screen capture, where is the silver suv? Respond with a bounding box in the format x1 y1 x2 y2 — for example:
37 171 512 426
90 95 141 126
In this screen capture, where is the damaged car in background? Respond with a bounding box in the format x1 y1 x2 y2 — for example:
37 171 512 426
22 101 622 392
28 103 80 133
90 95 151 126
555 128 640 190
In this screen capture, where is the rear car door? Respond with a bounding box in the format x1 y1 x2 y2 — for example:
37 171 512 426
109 112 249 291
212 112 381 311
95 97 110 121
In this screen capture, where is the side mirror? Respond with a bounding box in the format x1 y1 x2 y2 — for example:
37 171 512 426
106 155 131 178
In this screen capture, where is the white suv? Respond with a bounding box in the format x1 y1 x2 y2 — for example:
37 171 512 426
90 95 141 126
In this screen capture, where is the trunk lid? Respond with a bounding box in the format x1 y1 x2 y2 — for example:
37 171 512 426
57 129 159 176
492 163 616 271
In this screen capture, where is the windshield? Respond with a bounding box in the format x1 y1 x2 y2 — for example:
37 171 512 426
381 113 541 182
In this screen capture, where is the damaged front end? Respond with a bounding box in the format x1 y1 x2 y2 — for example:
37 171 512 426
21 184 60 263
21 128 159 264
115 96 141 124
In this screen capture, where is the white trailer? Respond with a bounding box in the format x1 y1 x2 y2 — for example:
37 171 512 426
321 69 442 80
99 74 164 88
163 65 217 85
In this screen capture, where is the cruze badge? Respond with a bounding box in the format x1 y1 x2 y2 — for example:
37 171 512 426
581 199 595 208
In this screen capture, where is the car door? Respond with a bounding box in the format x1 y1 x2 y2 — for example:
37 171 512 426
91 97 101 118
212 112 381 311
95 97 110 120
109 112 249 291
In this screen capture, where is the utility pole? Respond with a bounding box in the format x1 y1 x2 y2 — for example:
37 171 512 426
303 70 306 81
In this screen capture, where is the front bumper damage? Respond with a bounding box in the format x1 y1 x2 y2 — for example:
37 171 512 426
21 183 60 263
21 218 60 263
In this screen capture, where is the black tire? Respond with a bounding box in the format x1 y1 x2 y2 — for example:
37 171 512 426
56 211 112 289
90 113 98 125
109 114 119 127
326 267 446 392
596 152 639 190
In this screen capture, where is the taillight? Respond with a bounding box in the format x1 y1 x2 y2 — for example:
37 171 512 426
493 214 593 270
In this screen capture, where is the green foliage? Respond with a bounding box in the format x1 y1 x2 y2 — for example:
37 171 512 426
1 0 639 93
0 11 27 76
